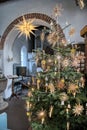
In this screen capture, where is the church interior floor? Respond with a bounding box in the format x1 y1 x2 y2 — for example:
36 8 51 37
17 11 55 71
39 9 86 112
0 88 31 130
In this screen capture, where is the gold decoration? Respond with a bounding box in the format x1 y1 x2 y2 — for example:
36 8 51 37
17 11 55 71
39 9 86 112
26 111 31 116
46 65 50 71
71 48 76 58
61 78 65 83
41 60 46 70
26 101 32 111
37 79 41 90
37 79 41 83
61 38 67 45
54 60 57 64
53 4 63 17
37 109 46 124
48 58 53 64
32 76 35 85
49 105 54 118
31 87 35 92
41 60 46 65
80 77 85 87
15 16 37 39
57 80 65 90
35 57 39 65
62 58 69 67
42 66 46 71
73 92 76 98
73 103 84 116
48 83 55 93
67 121 70 130
40 31 45 42
77 52 85 61
40 27 46 42
66 108 69 114
67 103 71 109
28 91 32 97
69 27 75 36
45 83 48 92
45 76 48 81
68 83 78 95
72 58 79 67
27 81 30 86
47 32 59 47
59 92 68 102
26 112 32 122
71 48 76 54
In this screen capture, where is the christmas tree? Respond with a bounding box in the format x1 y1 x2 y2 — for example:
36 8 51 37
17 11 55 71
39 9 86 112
25 4 87 130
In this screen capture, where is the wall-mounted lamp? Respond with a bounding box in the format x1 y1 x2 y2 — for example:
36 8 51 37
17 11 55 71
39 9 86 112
7 56 13 62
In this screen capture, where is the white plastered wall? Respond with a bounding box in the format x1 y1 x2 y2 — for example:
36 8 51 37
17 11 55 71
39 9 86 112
3 29 19 99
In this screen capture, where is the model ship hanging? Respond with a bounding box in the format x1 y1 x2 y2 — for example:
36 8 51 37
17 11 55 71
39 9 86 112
15 16 37 39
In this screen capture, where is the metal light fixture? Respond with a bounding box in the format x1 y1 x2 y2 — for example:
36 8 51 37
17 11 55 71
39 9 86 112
75 0 85 9
7 56 13 62
78 0 85 9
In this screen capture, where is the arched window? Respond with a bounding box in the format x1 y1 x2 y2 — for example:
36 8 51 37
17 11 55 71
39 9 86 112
21 46 27 66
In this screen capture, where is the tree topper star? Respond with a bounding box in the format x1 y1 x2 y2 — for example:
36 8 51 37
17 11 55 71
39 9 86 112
15 16 37 39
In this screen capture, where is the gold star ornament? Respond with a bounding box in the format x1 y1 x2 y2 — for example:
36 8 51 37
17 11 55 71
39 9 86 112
47 32 59 47
15 16 37 39
73 103 84 116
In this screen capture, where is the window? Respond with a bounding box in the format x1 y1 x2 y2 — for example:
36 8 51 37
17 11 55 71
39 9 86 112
21 46 27 66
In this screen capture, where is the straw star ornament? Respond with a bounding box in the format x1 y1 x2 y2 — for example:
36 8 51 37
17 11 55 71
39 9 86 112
73 103 84 116
15 16 37 39
53 4 63 17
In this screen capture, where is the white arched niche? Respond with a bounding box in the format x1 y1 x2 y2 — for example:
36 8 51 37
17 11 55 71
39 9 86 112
3 29 19 99
3 18 51 99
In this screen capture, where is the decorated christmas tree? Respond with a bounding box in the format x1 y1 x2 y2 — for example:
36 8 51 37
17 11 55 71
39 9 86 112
25 4 87 130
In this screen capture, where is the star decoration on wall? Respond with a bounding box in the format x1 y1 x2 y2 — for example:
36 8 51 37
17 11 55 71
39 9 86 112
15 16 37 39
53 4 63 17
69 27 76 36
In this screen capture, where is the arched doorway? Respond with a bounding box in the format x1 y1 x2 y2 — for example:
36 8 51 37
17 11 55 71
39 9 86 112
1 13 65 49
1 13 65 99
1 13 65 75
